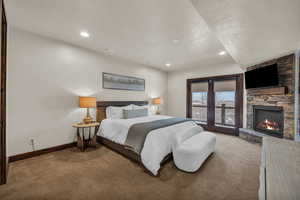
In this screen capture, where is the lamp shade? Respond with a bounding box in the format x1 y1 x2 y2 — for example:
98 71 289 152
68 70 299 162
79 97 96 108
152 97 161 105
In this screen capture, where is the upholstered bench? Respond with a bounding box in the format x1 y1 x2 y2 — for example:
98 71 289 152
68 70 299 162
173 130 216 172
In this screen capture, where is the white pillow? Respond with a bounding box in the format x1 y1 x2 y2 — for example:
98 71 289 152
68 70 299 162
106 105 133 119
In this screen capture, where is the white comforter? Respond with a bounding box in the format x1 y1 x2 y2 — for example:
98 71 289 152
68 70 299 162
99 115 199 175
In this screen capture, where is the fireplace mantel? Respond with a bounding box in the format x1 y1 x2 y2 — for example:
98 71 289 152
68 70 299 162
247 86 287 95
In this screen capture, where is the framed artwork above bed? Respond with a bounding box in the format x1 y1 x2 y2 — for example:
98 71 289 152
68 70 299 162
102 72 145 91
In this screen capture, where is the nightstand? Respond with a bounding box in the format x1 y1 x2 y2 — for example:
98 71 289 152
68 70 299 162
72 122 100 151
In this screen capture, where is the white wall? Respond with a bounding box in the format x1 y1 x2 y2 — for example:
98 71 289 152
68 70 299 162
167 63 244 119
7 28 168 156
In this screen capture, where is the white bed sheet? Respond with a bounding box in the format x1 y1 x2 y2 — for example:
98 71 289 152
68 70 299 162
99 115 200 175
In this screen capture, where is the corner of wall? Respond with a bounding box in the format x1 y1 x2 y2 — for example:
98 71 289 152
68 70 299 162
295 49 300 141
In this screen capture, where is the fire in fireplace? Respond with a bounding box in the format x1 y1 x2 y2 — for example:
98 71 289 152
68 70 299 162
257 119 280 131
253 105 283 138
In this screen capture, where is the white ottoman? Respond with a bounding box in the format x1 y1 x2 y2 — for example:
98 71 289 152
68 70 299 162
173 131 216 172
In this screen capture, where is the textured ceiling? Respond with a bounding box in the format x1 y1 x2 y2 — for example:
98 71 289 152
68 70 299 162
190 0 300 68
5 0 234 71
5 0 300 71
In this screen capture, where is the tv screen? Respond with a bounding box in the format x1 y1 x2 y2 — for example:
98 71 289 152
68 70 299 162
245 64 279 89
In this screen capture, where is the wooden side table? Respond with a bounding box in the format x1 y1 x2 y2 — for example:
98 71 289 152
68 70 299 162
72 122 100 151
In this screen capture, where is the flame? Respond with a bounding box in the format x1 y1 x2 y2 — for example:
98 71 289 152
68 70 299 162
258 119 279 131
265 119 274 130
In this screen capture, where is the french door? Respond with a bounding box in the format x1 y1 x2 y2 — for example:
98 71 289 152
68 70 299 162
187 74 243 135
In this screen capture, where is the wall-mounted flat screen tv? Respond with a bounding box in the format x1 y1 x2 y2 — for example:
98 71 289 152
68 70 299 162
245 63 279 89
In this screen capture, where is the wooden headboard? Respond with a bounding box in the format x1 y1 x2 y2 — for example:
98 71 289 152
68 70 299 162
96 101 148 122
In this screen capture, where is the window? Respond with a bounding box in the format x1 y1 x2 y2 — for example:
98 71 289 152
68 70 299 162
214 80 236 127
215 91 235 127
191 82 208 124
192 92 207 123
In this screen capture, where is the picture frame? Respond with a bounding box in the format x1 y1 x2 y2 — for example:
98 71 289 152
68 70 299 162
102 72 145 91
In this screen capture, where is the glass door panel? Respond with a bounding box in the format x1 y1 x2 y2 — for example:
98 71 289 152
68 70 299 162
187 74 242 135
191 82 208 124
214 80 236 127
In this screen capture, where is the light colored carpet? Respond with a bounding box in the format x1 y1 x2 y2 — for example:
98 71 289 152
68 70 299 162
0 133 261 200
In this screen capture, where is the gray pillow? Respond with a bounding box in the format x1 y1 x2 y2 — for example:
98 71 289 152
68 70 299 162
123 108 148 119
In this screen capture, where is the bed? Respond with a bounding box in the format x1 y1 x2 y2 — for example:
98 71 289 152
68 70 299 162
96 101 200 175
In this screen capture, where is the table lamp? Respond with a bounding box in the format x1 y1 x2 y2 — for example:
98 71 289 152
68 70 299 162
152 97 161 114
79 96 96 124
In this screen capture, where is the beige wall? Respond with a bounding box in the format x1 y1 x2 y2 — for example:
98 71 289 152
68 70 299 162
7 28 167 156
167 63 244 119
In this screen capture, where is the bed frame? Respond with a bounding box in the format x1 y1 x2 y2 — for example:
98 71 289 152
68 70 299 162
96 101 172 174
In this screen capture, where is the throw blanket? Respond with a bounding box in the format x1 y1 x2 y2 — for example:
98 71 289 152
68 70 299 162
125 117 190 154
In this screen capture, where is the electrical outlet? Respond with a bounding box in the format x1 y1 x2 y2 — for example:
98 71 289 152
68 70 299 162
29 139 35 151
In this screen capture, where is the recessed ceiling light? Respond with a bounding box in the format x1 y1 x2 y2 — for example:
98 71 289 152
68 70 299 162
172 39 179 44
218 51 226 56
165 63 171 67
80 31 90 38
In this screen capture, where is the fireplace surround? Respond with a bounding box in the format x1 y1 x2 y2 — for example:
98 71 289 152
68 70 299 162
253 105 284 138
245 54 295 140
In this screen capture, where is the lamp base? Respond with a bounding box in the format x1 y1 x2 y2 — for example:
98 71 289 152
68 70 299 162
155 105 161 115
83 116 93 124
82 108 94 124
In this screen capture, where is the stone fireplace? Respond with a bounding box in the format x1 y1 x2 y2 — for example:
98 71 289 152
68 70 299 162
240 54 295 142
253 105 284 138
